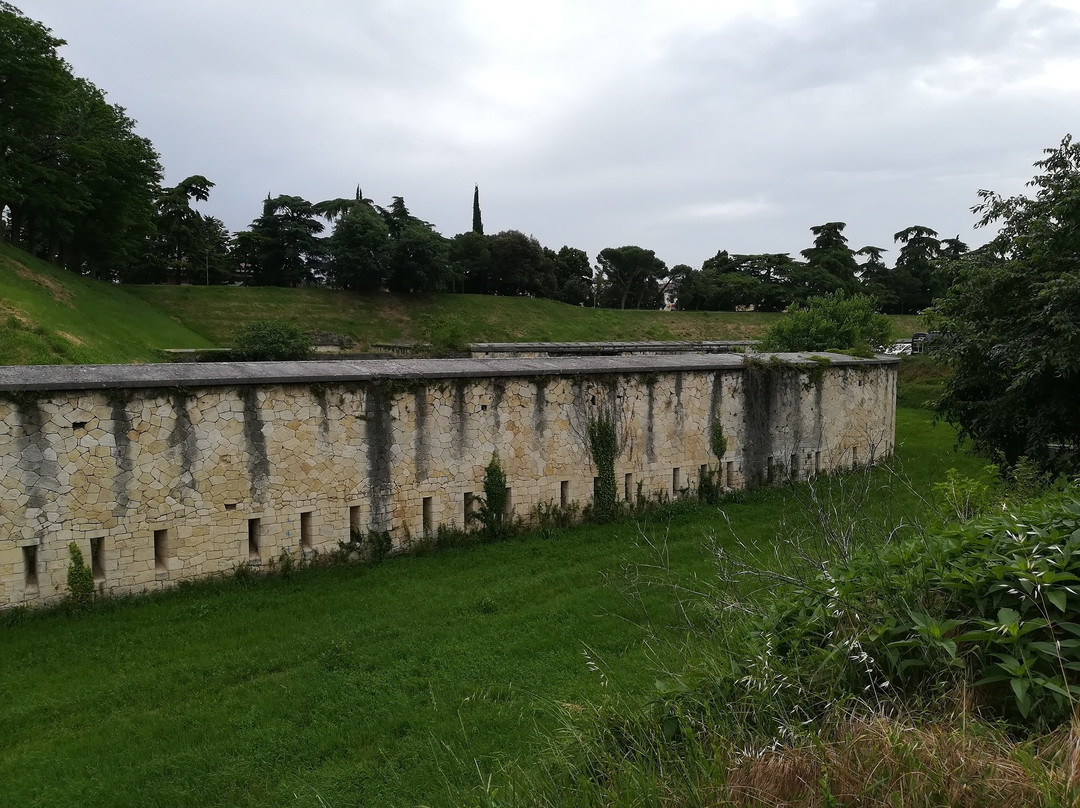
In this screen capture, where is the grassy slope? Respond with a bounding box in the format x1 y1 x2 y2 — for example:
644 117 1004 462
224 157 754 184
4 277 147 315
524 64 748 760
0 243 211 364
127 285 925 350
0 406 981 808
0 245 924 363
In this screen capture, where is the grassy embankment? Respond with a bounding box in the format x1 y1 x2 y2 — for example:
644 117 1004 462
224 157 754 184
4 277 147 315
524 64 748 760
0 398 981 808
0 241 923 364
0 242 211 364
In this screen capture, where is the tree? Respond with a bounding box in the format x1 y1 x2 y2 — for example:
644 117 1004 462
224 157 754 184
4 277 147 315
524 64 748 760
450 230 492 294
891 225 943 314
0 6 161 277
487 230 554 297
758 291 893 354
792 222 861 300
240 194 326 286
676 251 795 311
929 135 1080 472
595 246 667 309
320 189 391 291
547 246 592 306
472 184 483 235
382 196 450 293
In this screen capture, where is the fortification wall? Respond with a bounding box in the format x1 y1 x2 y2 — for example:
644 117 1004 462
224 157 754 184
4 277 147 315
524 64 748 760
0 353 897 608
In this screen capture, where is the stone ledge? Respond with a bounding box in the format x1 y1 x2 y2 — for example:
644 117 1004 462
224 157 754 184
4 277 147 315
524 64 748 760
0 353 897 393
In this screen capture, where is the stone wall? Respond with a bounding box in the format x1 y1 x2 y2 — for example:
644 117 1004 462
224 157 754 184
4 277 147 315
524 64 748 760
0 353 897 608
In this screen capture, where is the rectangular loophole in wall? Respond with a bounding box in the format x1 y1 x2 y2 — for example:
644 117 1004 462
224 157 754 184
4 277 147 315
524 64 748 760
672 467 682 495
814 451 822 474
22 545 38 591
790 453 799 480
504 487 513 517
349 505 361 535
422 497 433 534
699 464 708 487
725 460 734 488
624 473 633 501
300 511 313 550
852 446 859 467
464 491 474 523
90 536 105 582
560 481 569 508
224 502 237 512
154 529 169 573
247 518 261 561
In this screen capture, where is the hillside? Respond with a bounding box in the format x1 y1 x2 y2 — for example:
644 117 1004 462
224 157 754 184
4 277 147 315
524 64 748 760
0 243 211 364
128 285 923 351
0 244 924 364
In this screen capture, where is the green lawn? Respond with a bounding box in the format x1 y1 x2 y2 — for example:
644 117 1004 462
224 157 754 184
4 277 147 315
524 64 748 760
0 243 210 364
0 406 981 808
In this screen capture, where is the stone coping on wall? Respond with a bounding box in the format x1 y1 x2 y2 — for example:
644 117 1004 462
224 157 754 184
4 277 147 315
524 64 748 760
470 340 757 354
0 352 898 393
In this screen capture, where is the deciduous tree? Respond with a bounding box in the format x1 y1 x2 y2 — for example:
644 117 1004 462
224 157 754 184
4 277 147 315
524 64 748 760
929 135 1080 471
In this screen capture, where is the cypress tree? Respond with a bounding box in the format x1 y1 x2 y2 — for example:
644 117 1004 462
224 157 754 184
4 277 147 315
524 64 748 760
472 184 484 235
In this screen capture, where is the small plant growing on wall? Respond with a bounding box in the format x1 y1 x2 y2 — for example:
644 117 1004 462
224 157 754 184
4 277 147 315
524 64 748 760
470 452 509 541
699 421 728 505
588 413 618 522
66 542 94 607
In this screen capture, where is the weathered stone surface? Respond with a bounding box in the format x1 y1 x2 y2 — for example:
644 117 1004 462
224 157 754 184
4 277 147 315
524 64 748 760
0 354 897 607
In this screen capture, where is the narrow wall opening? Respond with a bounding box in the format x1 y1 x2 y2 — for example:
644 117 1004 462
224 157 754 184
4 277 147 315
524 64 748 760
725 460 734 488
154 529 169 573
90 537 105 582
672 467 682 496
624 473 633 501
300 511 313 551
503 487 513 518
349 505 361 536
422 497 433 534
559 481 569 508
247 518 261 561
22 545 38 591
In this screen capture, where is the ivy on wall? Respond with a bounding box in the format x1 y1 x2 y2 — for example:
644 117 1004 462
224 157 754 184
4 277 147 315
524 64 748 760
588 413 617 522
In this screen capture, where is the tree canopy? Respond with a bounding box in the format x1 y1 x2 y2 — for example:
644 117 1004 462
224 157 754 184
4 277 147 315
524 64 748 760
929 135 1080 472
0 4 161 278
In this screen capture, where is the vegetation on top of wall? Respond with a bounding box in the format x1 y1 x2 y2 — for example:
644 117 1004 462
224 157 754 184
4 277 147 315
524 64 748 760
229 319 313 361
759 291 894 354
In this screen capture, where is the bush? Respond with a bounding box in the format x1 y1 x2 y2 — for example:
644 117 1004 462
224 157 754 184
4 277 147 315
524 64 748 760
230 320 313 361
66 542 94 607
702 480 1080 732
470 452 509 541
758 291 893 354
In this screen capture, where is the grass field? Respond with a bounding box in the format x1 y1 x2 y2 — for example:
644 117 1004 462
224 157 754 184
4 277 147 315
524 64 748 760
0 242 924 364
0 406 982 808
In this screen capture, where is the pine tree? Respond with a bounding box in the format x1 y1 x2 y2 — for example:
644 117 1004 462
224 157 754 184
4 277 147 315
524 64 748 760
472 184 484 235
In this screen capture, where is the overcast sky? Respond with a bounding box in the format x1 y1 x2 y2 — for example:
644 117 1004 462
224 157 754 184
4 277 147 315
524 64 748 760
20 0 1080 269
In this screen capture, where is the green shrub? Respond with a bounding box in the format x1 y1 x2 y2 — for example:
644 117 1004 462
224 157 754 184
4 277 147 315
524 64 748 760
698 481 1080 732
470 452 509 541
230 319 313 361
758 291 893 354
66 542 94 607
